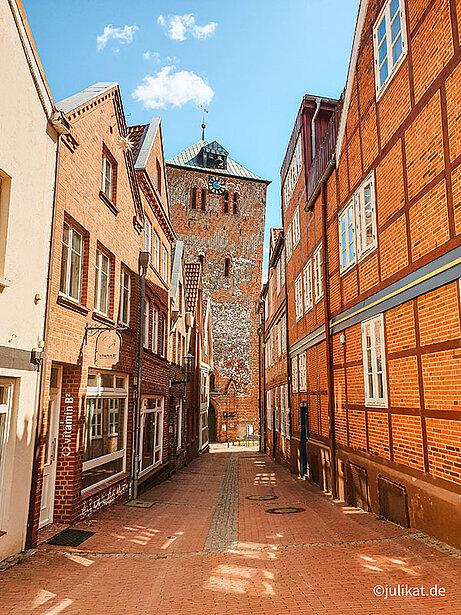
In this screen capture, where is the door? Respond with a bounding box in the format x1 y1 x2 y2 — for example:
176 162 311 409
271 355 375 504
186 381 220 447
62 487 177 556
208 403 216 442
300 404 309 477
39 367 61 528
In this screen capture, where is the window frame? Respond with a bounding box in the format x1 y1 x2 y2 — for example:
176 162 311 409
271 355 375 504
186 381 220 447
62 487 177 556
143 217 152 254
152 231 160 272
94 248 111 316
59 221 84 303
0 380 13 499
292 207 300 248
101 154 114 202
152 304 159 353
339 201 356 273
266 390 272 430
119 268 131 326
143 298 150 348
139 396 164 476
356 173 377 261
291 356 299 393
295 274 303 321
313 243 324 303
303 260 313 313
283 133 303 210
361 314 388 408
286 224 293 261
161 245 168 282
373 0 407 99
298 353 307 392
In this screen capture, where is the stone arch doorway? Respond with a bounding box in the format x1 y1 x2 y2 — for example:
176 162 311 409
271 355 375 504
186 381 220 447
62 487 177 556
208 401 217 443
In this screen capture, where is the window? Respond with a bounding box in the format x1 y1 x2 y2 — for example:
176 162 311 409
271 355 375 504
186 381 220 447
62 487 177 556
143 217 152 254
140 397 163 474
314 244 323 303
224 257 231 277
101 155 114 201
362 314 387 407
373 0 406 96
283 385 290 437
276 260 281 295
119 269 130 325
224 192 229 213
59 222 83 302
82 373 128 491
269 278 273 314
94 249 110 315
201 189 206 211
292 207 300 247
356 175 377 259
176 401 183 450
233 193 239 215
152 305 159 353
303 260 313 312
161 245 168 282
295 274 303 321
299 352 307 392
274 387 279 432
281 315 287 354
143 298 150 348
281 249 286 286
191 187 197 210
280 387 286 436
153 231 160 271
286 224 293 261
266 390 272 430
283 133 303 209
291 357 299 393
156 160 162 194
339 202 356 272
160 315 167 357
277 319 282 357
0 382 13 491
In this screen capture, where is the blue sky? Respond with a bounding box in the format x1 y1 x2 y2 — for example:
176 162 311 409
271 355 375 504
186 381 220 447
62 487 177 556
23 0 359 273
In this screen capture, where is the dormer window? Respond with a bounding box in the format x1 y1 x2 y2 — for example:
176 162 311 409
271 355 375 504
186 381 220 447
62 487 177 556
201 141 229 170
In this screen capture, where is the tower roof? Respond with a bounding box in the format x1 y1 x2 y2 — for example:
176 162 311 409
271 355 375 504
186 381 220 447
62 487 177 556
167 140 269 183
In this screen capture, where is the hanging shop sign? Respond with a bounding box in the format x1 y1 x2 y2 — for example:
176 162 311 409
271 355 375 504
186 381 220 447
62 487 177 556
95 329 121 367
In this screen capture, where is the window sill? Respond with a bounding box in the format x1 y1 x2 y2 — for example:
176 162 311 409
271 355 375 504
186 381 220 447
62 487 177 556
92 311 115 326
99 191 119 215
57 294 89 315
81 471 129 500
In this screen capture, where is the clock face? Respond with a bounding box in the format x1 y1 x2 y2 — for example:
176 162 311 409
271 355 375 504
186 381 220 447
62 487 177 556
208 176 226 195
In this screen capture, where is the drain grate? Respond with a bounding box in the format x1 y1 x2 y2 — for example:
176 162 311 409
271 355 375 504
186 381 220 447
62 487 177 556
47 529 95 546
125 500 154 509
265 507 306 515
246 495 278 501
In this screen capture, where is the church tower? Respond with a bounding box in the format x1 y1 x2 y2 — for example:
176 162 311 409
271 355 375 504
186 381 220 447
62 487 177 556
167 139 269 442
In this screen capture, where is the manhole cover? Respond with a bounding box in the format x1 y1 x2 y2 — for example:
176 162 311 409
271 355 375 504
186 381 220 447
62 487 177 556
265 507 306 514
125 500 154 509
246 495 278 501
47 529 95 546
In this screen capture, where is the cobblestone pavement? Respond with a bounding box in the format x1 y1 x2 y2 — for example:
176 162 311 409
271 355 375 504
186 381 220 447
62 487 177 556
1 448 461 614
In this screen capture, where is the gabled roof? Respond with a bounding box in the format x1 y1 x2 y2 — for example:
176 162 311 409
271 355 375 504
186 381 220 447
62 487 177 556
269 227 284 268
127 124 147 158
184 263 202 314
57 82 118 114
130 118 161 170
203 141 228 156
167 140 269 183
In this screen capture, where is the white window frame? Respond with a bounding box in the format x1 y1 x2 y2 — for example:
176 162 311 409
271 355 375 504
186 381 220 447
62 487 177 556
361 314 388 408
0 381 13 498
356 173 377 260
280 387 286 436
101 155 114 201
303 260 313 312
119 269 131 326
284 385 290 438
373 0 407 99
299 352 307 392
291 356 299 393
143 217 152 254
281 315 287 354
143 298 150 348
152 305 159 353
314 243 323 303
176 400 183 450
295 274 303 321
82 373 128 494
283 133 303 209
277 320 282 357
281 249 286 287
274 387 279 433
266 390 272 430
286 224 293 261
292 207 300 248
153 231 160 272
276 260 281 295
161 245 168 282
139 396 164 476
339 201 356 273
95 249 111 316
59 222 83 302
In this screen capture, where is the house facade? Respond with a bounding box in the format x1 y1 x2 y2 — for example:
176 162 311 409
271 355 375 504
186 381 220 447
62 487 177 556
0 0 65 561
167 139 268 443
261 0 461 549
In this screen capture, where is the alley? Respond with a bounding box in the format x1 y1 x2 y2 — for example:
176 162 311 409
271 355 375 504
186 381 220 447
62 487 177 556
1 448 460 615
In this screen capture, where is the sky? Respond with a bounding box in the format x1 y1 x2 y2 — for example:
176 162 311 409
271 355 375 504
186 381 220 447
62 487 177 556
23 0 359 276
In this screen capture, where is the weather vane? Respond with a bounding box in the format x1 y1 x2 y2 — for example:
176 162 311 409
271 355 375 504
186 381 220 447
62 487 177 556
200 105 208 141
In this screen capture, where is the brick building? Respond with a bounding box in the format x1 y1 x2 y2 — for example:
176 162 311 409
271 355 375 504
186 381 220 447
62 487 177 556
30 82 145 540
260 229 290 467
167 139 269 442
261 0 461 549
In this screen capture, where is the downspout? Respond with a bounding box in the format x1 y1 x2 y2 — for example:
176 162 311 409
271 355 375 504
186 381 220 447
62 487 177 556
320 180 337 499
26 131 61 549
311 98 322 161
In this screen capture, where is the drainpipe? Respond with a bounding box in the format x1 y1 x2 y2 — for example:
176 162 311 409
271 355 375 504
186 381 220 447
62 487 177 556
311 98 322 160
26 127 62 549
320 180 337 499
132 251 150 501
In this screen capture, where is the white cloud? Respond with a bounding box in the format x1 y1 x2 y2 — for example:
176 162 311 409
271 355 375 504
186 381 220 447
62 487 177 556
143 50 160 61
132 66 214 109
157 14 217 42
96 24 138 51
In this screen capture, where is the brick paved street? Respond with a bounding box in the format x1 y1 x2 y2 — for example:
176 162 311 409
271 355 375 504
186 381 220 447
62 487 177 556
1 447 460 614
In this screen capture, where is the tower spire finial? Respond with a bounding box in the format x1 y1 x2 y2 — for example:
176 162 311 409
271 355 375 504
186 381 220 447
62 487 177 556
201 106 208 141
